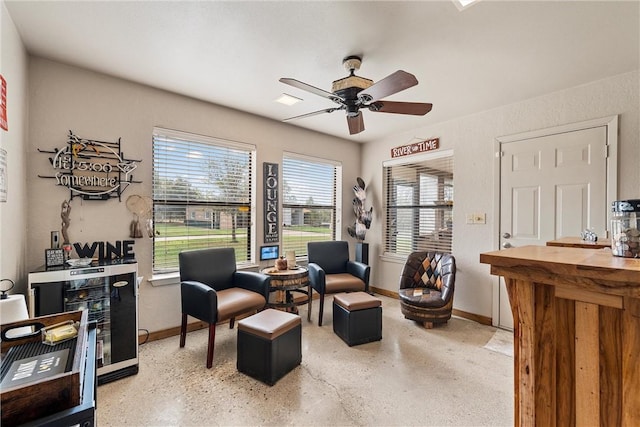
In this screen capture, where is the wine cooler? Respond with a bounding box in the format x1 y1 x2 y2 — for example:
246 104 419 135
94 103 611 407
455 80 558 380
28 259 139 384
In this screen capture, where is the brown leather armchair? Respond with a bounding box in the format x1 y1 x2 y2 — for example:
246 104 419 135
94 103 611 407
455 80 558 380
179 248 270 368
398 251 456 328
307 241 370 326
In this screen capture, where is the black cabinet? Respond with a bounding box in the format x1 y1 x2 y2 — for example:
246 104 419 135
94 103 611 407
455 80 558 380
28 259 139 384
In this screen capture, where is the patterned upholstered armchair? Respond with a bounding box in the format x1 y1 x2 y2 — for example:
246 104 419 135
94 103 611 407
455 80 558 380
398 251 456 328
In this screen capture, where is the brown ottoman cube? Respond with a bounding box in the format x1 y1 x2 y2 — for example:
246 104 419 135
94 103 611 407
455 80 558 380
237 309 301 385
333 292 382 346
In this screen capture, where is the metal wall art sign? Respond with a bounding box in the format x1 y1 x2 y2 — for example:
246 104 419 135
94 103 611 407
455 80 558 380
38 130 141 200
263 162 279 243
391 137 439 158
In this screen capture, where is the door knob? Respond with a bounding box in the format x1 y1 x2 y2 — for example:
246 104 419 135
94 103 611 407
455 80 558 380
502 242 512 249
502 232 511 239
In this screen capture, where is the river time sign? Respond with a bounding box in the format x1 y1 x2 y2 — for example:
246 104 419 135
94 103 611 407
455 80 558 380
390 137 439 158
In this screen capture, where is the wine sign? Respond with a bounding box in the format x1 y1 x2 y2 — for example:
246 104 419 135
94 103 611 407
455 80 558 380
73 240 135 260
264 162 279 243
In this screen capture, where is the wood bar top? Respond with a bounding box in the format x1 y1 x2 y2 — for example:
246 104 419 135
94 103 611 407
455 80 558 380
546 236 610 249
480 245 640 426
480 245 640 295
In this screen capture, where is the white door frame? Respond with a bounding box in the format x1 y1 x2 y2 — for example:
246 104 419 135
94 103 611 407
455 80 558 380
490 115 618 327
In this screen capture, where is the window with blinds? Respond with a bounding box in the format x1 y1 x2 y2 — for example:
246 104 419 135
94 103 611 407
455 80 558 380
281 153 341 258
152 128 255 273
384 151 453 256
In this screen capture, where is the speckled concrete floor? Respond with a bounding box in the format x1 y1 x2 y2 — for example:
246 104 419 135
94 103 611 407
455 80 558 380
97 295 514 426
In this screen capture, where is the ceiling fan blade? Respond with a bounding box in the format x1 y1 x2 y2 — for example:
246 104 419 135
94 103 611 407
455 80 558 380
368 101 433 116
282 107 341 122
279 78 344 103
357 70 418 103
347 112 365 135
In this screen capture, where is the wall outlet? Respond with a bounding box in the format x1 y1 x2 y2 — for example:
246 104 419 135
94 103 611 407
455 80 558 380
473 213 486 224
466 213 475 224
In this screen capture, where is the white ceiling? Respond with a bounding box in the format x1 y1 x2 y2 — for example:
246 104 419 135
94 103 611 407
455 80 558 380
5 0 639 143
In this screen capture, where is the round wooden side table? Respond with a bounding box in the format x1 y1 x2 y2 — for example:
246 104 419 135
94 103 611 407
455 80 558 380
261 266 311 320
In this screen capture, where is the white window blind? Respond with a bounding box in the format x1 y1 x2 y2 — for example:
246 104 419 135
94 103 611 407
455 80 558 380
384 152 454 256
281 153 341 258
152 128 255 273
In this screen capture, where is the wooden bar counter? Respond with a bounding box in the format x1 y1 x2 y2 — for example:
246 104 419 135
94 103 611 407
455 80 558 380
546 236 610 249
480 245 640 426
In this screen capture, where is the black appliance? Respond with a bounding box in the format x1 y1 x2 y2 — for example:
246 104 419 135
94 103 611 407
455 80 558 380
28 259 138 384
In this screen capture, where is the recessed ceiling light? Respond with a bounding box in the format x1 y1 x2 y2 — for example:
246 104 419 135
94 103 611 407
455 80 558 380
453 0 480 11
275 93 303 106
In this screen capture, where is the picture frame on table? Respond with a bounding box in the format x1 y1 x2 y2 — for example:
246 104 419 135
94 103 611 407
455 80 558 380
45 248 65 268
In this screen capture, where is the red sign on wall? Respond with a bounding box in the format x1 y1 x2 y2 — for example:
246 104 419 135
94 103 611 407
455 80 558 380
0 75 7 131
391 137 439 158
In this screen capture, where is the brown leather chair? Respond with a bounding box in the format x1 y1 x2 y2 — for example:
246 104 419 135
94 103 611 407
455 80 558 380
307 241 370 326
179 248 270 368
398 251 456 328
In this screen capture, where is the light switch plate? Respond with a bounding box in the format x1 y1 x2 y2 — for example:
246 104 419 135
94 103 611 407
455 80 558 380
473 213 486 224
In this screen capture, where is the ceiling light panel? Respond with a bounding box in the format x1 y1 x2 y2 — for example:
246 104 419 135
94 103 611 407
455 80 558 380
453 0 480 11
275 94 303 106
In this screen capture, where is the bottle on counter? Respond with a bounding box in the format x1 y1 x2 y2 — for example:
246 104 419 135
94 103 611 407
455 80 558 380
611 199 640 258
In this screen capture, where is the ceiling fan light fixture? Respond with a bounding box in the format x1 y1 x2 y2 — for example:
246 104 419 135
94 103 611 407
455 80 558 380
331 75 373 93
346 103 360 117
279 56 432 136
342 55 362 74
275 93 303 106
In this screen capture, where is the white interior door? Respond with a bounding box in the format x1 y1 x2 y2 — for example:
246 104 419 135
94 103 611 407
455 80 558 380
496 118 616 329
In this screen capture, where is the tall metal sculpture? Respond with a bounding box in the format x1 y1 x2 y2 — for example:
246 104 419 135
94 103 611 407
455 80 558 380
347 177 372 242
60 199 72 244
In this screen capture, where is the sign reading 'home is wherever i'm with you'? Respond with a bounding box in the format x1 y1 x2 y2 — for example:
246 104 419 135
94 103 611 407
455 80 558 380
391 137 439 158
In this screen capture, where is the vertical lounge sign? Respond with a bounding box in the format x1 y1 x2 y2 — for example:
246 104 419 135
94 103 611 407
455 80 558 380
264 163 279 243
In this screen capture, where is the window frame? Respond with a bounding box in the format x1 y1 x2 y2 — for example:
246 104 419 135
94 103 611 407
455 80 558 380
383 149 454 258
281 152 342 259
151 127 256 274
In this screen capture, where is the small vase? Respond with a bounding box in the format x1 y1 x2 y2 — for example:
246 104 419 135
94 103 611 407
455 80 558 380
275 256 288 271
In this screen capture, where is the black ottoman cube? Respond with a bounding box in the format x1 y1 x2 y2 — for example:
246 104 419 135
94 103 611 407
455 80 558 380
333 292 382 346
237 309 301 385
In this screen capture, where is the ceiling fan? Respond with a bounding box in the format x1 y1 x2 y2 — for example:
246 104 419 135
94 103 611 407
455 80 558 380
279 56 433 135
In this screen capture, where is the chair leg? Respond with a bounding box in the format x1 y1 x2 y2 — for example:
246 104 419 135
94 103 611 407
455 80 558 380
307 285 312 322
206 323 216 369
179 313 187 348
423 322 434 329
318 294 325 326
229 317 235 329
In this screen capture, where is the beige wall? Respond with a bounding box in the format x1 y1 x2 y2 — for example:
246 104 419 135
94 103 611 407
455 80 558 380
362 70 640 322
0 2 28 294
25 57 361 332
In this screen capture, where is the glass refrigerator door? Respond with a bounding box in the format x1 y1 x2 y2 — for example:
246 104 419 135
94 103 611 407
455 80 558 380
64 276 111 367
